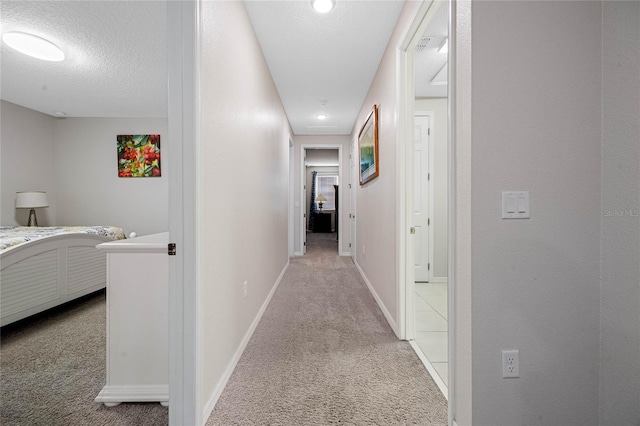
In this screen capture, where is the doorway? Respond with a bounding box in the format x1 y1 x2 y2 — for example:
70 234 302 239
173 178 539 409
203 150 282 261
397 0 452 406
300 145 343 256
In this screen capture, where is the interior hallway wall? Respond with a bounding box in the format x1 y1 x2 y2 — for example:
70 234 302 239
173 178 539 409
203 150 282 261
1 101 57 226
599 1 640 423
200 0 291 418
415 98 448 279
53 117 168 236
470 2 602 424
351 0 423 332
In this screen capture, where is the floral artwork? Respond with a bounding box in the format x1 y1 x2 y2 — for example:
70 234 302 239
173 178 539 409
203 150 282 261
117 134 161 177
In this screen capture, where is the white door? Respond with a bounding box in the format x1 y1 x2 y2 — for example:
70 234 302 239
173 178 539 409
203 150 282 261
414 115 430 282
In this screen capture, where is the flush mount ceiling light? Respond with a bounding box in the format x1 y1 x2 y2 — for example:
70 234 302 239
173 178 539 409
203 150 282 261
438 38 449 54
312 0 335 13
316 114 328 120
2 31 65 62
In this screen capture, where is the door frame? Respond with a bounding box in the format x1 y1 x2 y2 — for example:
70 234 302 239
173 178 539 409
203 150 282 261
167 1 200 424
396 0 457 423
299 144 343 256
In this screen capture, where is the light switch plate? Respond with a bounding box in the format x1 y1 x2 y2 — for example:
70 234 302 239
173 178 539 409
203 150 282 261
502 191 530 219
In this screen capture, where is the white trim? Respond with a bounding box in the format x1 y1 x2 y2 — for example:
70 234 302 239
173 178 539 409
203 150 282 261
431 276 448 283
408 340 448 399
201 262 290 421
95 385 169 406
167 1 200 424
354 260 399 338
300 144 344 255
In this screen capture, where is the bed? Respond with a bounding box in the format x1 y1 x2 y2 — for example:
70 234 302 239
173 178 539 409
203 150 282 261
1 226 125 327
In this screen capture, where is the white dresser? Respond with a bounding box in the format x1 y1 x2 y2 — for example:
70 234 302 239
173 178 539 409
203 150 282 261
94 232 169 407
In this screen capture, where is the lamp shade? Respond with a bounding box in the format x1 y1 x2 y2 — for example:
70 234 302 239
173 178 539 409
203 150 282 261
16 191 49 209
316 194 327 203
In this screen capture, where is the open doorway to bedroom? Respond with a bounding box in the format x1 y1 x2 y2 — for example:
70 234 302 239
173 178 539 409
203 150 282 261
301 147 342 255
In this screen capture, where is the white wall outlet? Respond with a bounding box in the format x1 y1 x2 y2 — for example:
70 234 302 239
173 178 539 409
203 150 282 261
243 281 248 299
502 349 520 378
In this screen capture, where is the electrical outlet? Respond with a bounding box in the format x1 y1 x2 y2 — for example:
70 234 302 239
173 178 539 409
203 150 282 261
502 350 519 378
243 281 248 299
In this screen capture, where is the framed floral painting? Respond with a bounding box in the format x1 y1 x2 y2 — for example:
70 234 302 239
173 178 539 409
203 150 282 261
117 134 161 177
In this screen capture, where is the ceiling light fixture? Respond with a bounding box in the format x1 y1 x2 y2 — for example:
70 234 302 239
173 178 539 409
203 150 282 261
312 0 335 13
438 38 448 54
316 114 328 120
2 31 65 62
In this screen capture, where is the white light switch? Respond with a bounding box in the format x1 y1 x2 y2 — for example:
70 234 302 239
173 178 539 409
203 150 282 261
502 191 530 219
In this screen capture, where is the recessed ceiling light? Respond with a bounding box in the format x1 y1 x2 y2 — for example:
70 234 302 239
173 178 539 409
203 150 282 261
53 111 67 118
316 114 328 120
2 31 65 62
438 38 448 54
312 0 335 13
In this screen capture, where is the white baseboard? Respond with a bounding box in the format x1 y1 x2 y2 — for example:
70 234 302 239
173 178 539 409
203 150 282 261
95 384 169 405
293 251 303 256
201 261 290 422
339 251 351 257
353 260 399 337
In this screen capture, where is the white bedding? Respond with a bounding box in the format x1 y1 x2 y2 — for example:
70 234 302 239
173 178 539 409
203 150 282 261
0 226 125 252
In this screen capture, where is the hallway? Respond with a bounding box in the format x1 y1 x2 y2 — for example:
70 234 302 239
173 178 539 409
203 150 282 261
206 232 447 424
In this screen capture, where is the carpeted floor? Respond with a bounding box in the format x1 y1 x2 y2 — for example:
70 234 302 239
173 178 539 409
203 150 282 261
0 290 168 426
1 232 447 425
206 232 448 425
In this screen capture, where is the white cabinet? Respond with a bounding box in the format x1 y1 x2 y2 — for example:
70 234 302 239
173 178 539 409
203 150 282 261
94 232 169 407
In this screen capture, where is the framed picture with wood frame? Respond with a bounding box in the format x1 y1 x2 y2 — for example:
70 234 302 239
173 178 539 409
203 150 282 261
358 104 379 185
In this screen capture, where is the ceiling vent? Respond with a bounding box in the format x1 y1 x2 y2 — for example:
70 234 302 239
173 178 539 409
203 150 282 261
415 36 431 52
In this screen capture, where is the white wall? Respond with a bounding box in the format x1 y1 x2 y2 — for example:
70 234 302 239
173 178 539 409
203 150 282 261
415 98 448 279
54 118 168 236
1 101 57 226
599 1 640 424
350 1 422 332
293 135 351 255
199 1 291 419
0 101 168 235
470 2 602 424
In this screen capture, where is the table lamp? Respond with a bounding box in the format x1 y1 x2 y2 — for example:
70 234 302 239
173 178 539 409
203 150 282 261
16 191 49 226
316 194 327 212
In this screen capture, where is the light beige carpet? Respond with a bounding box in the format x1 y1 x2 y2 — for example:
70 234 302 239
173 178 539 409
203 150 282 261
0 291 168 426
206 232 448 425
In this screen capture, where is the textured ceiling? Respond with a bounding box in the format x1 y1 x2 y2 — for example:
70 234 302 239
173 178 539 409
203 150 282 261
0 1 435 133
244 0 405 135
0 1 167 118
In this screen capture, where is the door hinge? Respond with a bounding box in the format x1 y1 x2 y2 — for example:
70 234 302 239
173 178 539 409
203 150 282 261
168 243 176 256
428 263 431 270
304 213 306 218
428 173 430 181
410 227 416 234
348 183 351 188
349 243 352 248
428 218 430 226
304 242 306 246
428 128 431 136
